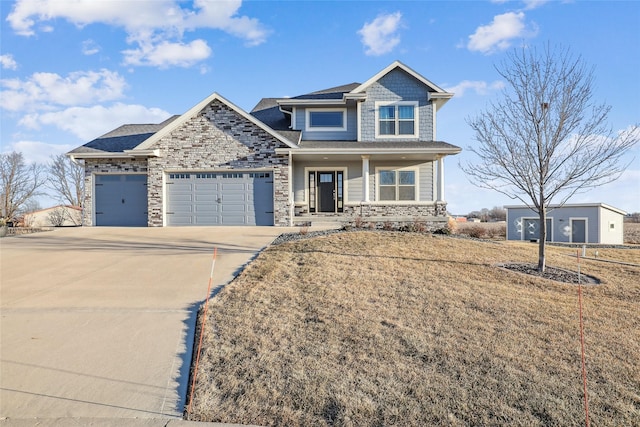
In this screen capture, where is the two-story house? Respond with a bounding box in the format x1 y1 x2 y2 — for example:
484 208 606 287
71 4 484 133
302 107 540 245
68 61 461 227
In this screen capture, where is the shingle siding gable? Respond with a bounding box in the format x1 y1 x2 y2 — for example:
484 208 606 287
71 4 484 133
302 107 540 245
360 69 434 141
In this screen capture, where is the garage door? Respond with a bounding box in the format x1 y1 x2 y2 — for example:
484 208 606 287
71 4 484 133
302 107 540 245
166 172 273 226
95 174 148 226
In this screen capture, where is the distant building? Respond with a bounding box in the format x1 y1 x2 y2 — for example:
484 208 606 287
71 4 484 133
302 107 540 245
23 205 82 227
505 203 626 244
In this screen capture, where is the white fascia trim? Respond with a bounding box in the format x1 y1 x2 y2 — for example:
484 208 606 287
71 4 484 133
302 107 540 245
305 108 347 132
67 152 136 159
275 148 459 156
123 149 161 157
276 98 347 106
135 92 298 150
275 147 461 156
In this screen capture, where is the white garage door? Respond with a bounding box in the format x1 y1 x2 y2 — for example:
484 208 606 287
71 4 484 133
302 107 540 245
95 174 148 226
166 172 274 226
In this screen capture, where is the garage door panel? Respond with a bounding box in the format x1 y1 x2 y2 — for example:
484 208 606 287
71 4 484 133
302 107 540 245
221 193 247 202
95 174 148 226
166 172 273 226
169 193 194 203
194 204 218 213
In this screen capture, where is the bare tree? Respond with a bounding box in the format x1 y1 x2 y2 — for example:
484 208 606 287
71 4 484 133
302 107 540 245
0 152 46 224
47 154 84 207
461 44 638 272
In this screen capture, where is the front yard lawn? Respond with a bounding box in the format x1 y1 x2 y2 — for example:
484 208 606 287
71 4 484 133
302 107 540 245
187 231 640 426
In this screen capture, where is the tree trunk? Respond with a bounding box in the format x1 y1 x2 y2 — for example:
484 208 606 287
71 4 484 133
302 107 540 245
538 203 546 273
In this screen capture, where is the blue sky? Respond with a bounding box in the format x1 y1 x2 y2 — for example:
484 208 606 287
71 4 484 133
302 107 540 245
1 0 638 214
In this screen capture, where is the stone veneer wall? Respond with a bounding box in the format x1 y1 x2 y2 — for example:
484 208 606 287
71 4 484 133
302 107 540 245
82 158 149 226
344 202 448 218
146 99 291 226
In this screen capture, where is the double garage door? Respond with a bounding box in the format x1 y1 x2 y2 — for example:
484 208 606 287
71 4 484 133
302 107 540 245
166 171 274 226
94 172 273 226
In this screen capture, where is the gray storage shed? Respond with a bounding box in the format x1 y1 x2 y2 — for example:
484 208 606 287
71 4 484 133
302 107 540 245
505 203 627 244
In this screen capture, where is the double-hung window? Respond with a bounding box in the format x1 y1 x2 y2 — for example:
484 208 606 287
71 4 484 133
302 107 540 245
376 102 418 137
378 169 417 201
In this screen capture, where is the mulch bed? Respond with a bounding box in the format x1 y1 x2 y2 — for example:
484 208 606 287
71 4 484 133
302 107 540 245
498 263 600 285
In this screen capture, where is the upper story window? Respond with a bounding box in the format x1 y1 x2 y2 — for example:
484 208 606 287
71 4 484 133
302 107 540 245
305 109 347 132
375 101 418 138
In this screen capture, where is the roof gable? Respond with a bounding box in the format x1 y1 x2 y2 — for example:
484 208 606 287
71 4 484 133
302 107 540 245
135 92 299 151
351 61 447 94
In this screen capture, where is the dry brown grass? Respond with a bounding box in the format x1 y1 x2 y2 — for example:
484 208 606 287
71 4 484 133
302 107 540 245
625 223 640 244
188 231 640 426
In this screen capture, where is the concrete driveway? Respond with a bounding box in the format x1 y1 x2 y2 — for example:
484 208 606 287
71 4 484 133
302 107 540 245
0 226 289 422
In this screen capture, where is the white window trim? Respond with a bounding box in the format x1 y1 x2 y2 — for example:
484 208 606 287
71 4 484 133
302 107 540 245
374 101 419 139
374 166 419 202
305 108 347 132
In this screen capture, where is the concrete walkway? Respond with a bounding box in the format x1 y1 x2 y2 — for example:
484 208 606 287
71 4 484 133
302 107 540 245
0 227 292 425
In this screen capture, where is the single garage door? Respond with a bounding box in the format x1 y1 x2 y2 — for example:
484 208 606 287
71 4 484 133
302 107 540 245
95 174 148 226
166 171 273 226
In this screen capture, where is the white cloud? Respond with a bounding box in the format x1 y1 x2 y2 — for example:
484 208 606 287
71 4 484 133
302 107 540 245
81 39 101 55
0 54 18 70
3 140 75 165
20 103 172 141
523 0 550 10
467 12 536 54
123 39 212 68
358 12 403 56
444 80 505 97
7 0 268 67
0 69 127 112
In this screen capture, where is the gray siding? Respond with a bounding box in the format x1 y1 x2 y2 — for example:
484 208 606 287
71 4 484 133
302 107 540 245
295 107 358 140
506 205 624 244
292 160 362 204
370 161 434 202
360 69 434 141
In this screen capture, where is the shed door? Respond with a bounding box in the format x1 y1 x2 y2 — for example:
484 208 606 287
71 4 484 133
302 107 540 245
95 174 148 226
571 219 587 243
166 172 273 226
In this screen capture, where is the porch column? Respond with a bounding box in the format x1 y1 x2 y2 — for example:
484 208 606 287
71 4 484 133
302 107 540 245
362 155 370 202
437 156 445 202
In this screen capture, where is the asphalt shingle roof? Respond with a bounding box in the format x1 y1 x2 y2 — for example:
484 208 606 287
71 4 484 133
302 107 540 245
68 116 179 154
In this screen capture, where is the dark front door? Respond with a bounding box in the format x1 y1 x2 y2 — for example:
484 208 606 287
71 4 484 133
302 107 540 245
318 172 335 212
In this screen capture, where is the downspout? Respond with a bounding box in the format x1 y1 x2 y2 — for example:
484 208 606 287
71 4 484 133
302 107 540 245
279 106 293 129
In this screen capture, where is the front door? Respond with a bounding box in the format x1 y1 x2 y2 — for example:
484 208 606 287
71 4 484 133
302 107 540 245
309 170 343 213
318 172 335 212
